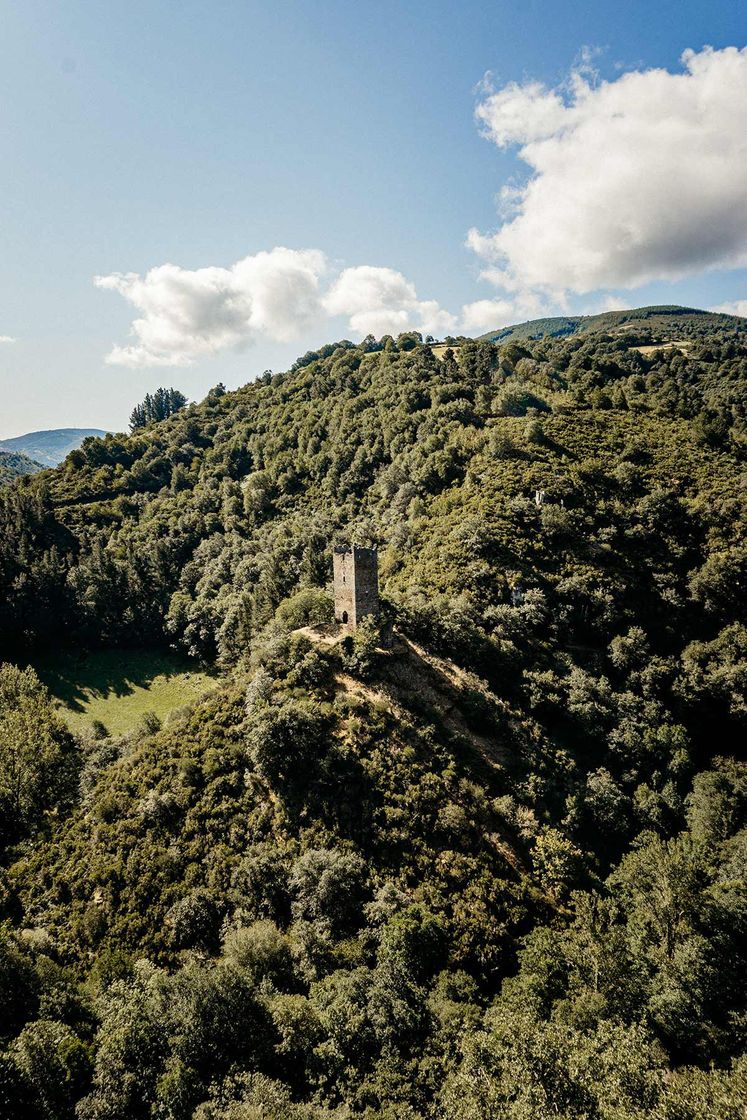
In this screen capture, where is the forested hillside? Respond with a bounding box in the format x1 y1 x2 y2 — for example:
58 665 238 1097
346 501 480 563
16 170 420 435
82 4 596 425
0 448 42 486
1 314 746 1118
477 303 744 343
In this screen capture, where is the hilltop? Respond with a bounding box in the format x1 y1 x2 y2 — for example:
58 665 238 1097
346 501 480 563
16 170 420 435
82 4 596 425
0 448 43 486
477 302 747 344
0 426 108 467
0 321 746 1117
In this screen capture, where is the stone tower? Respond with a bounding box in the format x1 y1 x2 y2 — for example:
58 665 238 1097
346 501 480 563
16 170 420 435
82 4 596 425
333 545 379 629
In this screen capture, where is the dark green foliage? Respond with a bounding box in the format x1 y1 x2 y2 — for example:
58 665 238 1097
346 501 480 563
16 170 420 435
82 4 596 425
0 449 43 486
479 302 745 343
0 665 80 849
129 387 188 432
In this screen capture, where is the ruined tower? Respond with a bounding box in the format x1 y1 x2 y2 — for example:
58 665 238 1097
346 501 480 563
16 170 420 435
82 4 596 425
333 545 379 629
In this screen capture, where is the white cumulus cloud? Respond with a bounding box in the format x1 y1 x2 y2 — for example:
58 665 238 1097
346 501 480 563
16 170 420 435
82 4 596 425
95 247 327 367
461 289 555 334
0 335 16 343
585 294 630 314
323 265 456 338
461 298 518 334
97 255 458 366
470 46 747 298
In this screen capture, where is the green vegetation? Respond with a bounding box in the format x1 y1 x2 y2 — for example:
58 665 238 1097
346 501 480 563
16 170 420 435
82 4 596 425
0 310 746 1117
34 649 218 736
0 664 79 849
129 387 188 432
477 302 745 343
0 448 43 486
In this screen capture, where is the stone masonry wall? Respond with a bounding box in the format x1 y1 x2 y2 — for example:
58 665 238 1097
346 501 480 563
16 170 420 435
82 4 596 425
333 545 379 628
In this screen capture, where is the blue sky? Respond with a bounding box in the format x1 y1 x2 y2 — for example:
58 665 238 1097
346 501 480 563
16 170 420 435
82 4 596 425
1 0 746 436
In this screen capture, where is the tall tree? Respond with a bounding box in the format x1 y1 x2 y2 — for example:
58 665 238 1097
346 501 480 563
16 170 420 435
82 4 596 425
129 387 188 431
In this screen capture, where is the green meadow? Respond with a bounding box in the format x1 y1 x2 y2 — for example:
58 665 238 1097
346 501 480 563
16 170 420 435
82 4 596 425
34 648 219 736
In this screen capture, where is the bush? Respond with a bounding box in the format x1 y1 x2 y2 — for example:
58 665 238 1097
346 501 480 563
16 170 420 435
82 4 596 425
290 849 369 937
0 665 80 848
494 384 549 417
222 921 295 988
246 699 332 786
166 890 222 951
275 589 334 630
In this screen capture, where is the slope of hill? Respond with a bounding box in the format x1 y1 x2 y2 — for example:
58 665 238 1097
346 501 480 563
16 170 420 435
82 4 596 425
0 426 108 466
0 318 746 1117
0 447 43 485
478 303 747 343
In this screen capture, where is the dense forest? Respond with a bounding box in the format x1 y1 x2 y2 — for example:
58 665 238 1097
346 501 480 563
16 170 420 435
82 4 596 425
1 310 746 1118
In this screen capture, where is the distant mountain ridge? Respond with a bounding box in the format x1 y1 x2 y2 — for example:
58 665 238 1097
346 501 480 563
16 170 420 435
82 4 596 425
0 427 108 467
477 303 747 343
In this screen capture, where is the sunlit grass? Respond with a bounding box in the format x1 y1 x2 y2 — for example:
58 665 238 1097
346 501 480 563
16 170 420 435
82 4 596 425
34 648 219 736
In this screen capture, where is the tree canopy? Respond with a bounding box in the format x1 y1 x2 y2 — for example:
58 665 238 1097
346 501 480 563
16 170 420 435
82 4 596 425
129 387 188 431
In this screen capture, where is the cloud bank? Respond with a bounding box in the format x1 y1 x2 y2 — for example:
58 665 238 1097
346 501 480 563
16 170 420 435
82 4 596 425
96 252 455 367
0 335 16 344
469 46 747 299
323 266 456 338
95 248 327 367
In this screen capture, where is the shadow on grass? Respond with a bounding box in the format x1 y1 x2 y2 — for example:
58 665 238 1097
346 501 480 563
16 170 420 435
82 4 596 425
33 648 213 713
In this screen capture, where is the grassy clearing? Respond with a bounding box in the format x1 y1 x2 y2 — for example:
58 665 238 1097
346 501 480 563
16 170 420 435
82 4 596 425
631 340 692 355
33 648 219 736
431 343 462 360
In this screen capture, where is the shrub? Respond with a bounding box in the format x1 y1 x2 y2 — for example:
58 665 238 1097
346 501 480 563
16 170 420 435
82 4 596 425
275 589 334 630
